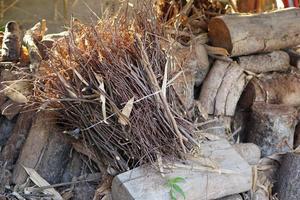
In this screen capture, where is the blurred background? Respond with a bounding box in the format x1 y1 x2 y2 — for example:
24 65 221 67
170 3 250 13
0 0 121 32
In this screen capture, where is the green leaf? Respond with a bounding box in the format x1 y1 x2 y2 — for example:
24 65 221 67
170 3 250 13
171 177 185 184
173 184 186 199
170 189 177 200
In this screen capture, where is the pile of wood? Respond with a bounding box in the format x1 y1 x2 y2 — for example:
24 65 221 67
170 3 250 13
0 1 300 200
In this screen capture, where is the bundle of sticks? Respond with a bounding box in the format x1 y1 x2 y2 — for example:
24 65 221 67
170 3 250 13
32 4 199 172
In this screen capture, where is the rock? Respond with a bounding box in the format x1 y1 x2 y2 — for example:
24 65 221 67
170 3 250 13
218 194 243 200
275 153 300 200
112 139 252 200
246 103 297 157
233 143 261 165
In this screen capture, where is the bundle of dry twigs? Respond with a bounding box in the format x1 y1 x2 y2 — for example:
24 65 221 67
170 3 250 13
32 3 200 172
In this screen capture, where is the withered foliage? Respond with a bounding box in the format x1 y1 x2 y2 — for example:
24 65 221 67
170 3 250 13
32 3 197 172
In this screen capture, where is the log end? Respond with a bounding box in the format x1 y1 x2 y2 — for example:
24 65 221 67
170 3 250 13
208 18 232 54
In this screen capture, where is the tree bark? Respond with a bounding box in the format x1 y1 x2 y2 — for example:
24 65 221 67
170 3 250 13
208 8 300 56
238 51 290 73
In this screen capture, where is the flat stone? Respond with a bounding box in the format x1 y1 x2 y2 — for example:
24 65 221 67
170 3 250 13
112 139 252 200
233 143 261 165
275 153 300 200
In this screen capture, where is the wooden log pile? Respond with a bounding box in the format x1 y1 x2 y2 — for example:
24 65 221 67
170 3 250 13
0 3 300 200
196 8 300 200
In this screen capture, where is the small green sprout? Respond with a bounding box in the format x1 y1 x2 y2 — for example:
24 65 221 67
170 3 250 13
166 177 186 200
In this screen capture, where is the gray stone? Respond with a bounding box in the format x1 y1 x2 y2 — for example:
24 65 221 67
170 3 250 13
112 139 252 200
218 194 243 200
275 153 300 200
233 143 261 165
246 103 297 157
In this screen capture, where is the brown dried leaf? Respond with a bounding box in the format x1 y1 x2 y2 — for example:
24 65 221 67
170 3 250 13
205 44 229 56
118 97 134 125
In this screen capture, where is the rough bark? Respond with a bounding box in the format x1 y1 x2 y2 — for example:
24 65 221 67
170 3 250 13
214 63 244 116
0 111 35 169
246 103 298 156
0 21 21 62
171 41 210 111
35 129 71 184
12 111 53 184
275 153 300 200
240 72 300 107
238 51 290 73
23 26 42 71
0 99 22 120
285 48 300 68
209 8 300 56
199 60 231 114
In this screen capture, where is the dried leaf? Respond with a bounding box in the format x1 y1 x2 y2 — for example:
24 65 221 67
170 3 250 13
94 73 107 123
23 166 63 200
205 44 229 56
3 84 28 103
118 97 134 125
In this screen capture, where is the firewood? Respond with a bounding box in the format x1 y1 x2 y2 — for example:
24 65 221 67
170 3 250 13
0 21 21 62
214 63 244 116
285 48 300 68
275 153 300 200
208 8 300 56
225 73 251 116
199 60 250 116
246 102 298 156
0 111 35 168
245 72 300 106
238 51 290 73
0 99 22 120
23 23 42 71
199 60 231 114
12 111 53 184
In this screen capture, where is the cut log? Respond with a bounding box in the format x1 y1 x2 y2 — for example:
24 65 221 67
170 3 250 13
233 143 261 165
23 23 42 71
238 51 290 73
275 153 300 200
214 63 244 116
112 139 252 200
35 129 71 184
208 8 300 56
246 103 298 156
240 72 300 107
0 21 21 62
0 115 16 147
0 111 35 168
171 41 210 111
199 60 231 114
0 99 22 120
225 73 250 116
12 111 53 184
285 48 300 68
